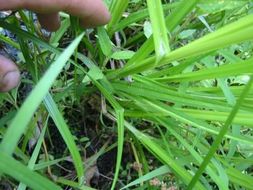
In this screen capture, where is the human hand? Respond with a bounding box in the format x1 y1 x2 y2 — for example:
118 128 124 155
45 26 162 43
0 0 110 92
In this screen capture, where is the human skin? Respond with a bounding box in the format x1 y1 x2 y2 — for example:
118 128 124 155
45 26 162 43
0 0 110 92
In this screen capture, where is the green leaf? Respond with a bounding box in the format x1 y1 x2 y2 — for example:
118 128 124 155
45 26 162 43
187 75 253 189
121 165 171 189
147 0 170 61
111 50 135 60
0 33 84 155
107 0 129 33
85 64 125 190
44 93 84 184
0 152 62 190
97 26 113 56
156 57 253 82
124 121 206 190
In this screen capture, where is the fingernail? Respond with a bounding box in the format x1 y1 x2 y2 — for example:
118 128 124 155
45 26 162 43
0 70 20 92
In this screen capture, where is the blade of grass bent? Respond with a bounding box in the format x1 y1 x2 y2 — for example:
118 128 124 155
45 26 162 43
44 93 84 184
0 152 62 190
187 75 253 190
0 33 84 155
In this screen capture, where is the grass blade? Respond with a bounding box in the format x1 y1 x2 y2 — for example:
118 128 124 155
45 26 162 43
0 152 62 190
155 57 253 82
44 93 84 184
85 66 124 190
0 33 84 155
107 14 253 79
187 75 253 189
124 120 206 190
147 0 170 62
17 124 47 190
107 0 129 33
121 165 171 190
123 0 199 68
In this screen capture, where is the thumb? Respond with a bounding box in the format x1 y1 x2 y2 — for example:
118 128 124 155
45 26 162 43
0 55 20 92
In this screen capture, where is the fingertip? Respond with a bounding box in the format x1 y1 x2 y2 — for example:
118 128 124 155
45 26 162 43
37 13 61 32
101 8 111 25
80 7 111 28
0 55 20 92
64 0 111 29
0 70 20 92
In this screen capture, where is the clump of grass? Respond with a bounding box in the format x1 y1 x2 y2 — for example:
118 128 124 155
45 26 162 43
1 0 253 189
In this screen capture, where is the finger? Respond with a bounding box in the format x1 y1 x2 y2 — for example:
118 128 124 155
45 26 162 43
2 0 111 28
0 55 20 92
37 12 60 31
62 0 111 28
0 0 24 10
24 0 111 28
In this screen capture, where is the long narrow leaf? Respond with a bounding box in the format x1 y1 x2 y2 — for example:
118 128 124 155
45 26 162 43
0 33 84 155
187 75 253 189
44 93 84 184
147 0 170 62
0 152 62 190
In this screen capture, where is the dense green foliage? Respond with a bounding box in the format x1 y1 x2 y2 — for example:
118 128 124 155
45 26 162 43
0 0 253 189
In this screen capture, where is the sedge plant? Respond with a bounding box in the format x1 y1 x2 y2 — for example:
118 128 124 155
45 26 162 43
0 0 253 189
